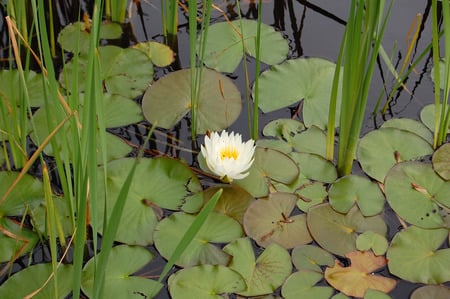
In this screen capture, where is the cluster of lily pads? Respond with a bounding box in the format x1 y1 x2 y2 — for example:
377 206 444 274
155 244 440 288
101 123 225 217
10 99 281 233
1 17 450 299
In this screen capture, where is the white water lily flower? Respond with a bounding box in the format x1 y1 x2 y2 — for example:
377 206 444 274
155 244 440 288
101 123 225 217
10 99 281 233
201 130 256 182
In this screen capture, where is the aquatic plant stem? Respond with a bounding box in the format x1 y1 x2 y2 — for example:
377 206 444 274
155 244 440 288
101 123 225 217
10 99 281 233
252 0 263 141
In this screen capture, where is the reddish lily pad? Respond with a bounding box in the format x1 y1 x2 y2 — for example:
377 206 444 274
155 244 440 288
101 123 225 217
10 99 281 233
243 192 312 249
324 251 397 298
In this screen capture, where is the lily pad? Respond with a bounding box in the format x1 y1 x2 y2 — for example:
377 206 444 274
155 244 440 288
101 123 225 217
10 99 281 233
282 270 334 299
61 45 153 99
384 162 450 228
433 143 450 180
387 225 450 284
291 125 328 157
411 285 450 299
154 211 243 267
328 175 385 216
420 104 450 133
356 231 389 256
257 58 341 130
291 245 335 272
262 118 306 142
168 264 246 299
0 69 46 108
357 127 433 182
294 180 328 212
0 217 39 263
0 263 73 299
204 185 254 224
142 68 241 134
95 157 201 245
289 152 337 183
381 118 433 145
234 147 299 198
243 192 312 249
224 237 292 297
31 195 74 238
202 19 288 73
324 251 396 298
133 41 175 67
307 204 387 256
81 245 161 298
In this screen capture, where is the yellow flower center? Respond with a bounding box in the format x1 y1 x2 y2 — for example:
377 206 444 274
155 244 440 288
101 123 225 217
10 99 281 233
220 146 239 160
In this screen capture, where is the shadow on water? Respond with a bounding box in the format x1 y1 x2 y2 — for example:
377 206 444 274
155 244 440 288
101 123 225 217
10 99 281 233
0 0 445 298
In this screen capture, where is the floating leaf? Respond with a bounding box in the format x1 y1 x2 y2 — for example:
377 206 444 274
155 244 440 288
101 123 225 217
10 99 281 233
432 143 450 180
224 237 292 296
0 218 39 263
294 181 328 212
291 245 334 272
243 192 312 249
31 196 74 238
257 58 341 129
262 118 306 142
61 45 153 99
385 162 450 228
381 118 433 145
289 152 337 183
420 104 450 133
133 41 174 67
142 68 241 134
168 264 246 299
154 212 243 267
357 127 433 182
282 270 334 299
0 263 73 299
82 245 161 298
356 231 389 256
96 157 202 245
411 285 450 299
387 225 450 284
204 185 254 224
203 19 288 73
291 125 328 157
0 69 45 108
307 204 387 256
234 147 299 197
325 251 396 298
328 175 385 216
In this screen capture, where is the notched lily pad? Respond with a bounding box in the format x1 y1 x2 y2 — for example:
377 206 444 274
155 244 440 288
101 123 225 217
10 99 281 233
420 104 450 133
0 218 39 263
134 41 175 67
257 58 341 130
307 204 387 256
387 225 450 284
154 211 243 267
224 237 292 297
142 68 241 134
0 69 46 108
168 264 246 299
203 19 288 73
291 245 335 272
357 127 433 182
384 161 450 228
262 118 306 142
282 270 334 299
243 192 312 249
356 231 389 256
432 143 450 180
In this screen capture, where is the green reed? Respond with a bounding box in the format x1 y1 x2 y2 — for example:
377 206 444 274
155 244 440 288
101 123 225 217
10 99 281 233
326 0 392 175
105 0 128 22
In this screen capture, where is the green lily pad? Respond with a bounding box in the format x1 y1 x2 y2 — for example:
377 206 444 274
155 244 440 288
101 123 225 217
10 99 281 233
433 143 450 180
202 19 288 73
223 237 292 296
204 185 254 224
102 93 144 127
291 245 335 272
0 263 73 299
234 147 299 198
81 245 161 298
168 264 246 299
96 157 202 245
384 161 450 228
381 118 433 145
262 118 306 142
328 175 385 216
387 225 450 284
420 104 450 133
0 69 46 108
291 125 328 157
364 289 393 299
356 231 389 256
411 285 450 299
307 204 387 256
61 45 153 99
0 171 43 217
294 181 328 212
289 152 337 183
142 68 241 134
257 58 341 129
31 195 74 238
154 211 243 267
281 271 334 299
0 217 39 263
133 41 175 67
256 138 293 154
357 127 433 182
243 192 312 249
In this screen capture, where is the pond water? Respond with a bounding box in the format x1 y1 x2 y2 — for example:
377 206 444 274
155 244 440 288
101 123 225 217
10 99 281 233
0 0 446 298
